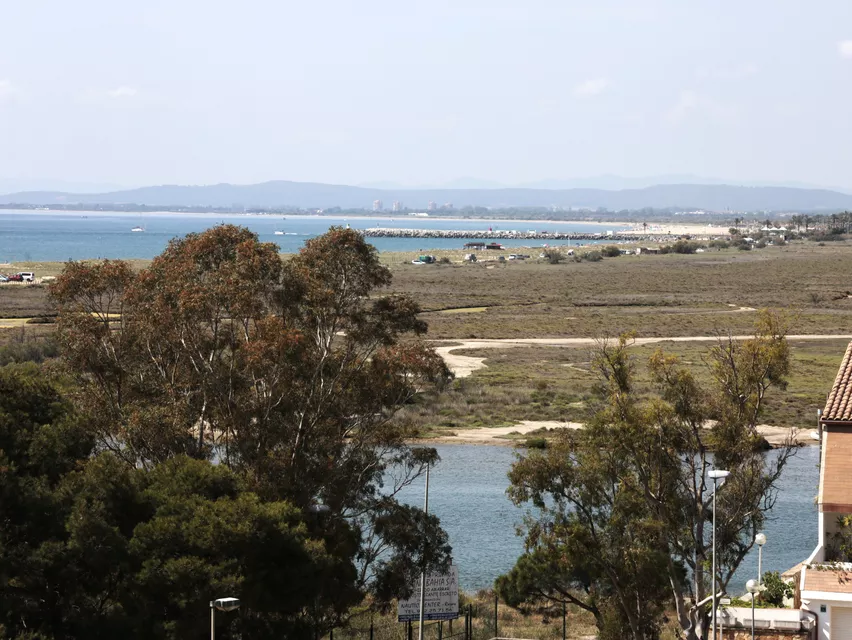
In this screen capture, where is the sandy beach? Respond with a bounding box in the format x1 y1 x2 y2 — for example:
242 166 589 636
424 419 810 447
619 222 733 236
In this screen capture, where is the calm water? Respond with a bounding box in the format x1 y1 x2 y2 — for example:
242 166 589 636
0 210 626 261
400 444 819 594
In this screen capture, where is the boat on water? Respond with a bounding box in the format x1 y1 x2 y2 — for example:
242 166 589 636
274 230 285 235
131 226 145 232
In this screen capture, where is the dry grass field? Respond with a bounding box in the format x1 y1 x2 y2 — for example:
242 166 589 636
1 241 849 438
383 240 852 438
396 337 846 438
385 241 852 339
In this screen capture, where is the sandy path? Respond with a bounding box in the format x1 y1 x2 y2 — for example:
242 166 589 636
0 319 30 329
439 420 583 444
433 419 811 447
436 334 852 379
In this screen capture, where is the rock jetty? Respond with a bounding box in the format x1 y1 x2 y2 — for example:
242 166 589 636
361 228 642 241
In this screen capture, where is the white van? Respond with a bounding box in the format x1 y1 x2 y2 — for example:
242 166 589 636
18 272 34 282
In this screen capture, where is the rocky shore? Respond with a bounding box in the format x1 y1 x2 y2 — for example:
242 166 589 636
361 227 643 241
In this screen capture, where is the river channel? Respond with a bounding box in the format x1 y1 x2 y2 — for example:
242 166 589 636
398 444 819 595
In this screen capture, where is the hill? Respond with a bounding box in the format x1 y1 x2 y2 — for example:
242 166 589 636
3 181 852 211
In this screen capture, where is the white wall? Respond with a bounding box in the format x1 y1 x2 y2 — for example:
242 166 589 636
801 597 830 639
801 594 852 639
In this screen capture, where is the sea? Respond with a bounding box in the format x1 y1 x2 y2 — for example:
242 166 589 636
399 444 819 595
0 210 627 262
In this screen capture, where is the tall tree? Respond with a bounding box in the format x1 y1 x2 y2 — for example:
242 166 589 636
0 363 353 640
497 428 671 640
591 315 794 639
49 226 453 627
500 314 793 639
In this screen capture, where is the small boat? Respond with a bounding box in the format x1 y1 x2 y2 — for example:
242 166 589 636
274 231 285 235
131 226 145 232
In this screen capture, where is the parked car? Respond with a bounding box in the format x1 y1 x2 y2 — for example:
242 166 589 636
18 272 34 282
7 273 23 282
0 274 8 282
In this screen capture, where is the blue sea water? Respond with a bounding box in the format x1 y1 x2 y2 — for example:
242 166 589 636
0 210 626 262
400 444 819 594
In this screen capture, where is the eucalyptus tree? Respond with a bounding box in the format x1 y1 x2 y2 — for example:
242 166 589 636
50 226 453 626
501 313 794 640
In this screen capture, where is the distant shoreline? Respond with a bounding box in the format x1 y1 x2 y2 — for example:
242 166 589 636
1 208 735 236
0 208 625 227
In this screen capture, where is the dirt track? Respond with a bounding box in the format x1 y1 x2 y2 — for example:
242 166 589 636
431 335 838 446
435 334 852 379
431 418 810 447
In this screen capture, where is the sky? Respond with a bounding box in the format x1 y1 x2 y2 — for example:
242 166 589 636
2 0 852 191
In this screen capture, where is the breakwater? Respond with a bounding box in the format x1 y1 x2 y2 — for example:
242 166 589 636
361 228 641 241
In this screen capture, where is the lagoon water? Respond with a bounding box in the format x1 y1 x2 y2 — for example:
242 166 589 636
402 444 819 594
0 210 626 262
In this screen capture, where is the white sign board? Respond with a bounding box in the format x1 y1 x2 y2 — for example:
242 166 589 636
397 565 459 622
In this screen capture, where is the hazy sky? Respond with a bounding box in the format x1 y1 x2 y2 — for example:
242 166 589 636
3 1 852 189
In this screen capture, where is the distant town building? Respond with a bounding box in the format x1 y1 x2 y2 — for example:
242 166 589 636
373 200 383 212
443 202 453 210
427 201 437 211
392 201 402 212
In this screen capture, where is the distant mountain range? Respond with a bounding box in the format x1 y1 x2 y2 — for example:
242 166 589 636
359 174 852 193
3 180 852 212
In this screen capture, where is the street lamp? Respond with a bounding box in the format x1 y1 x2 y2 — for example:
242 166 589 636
746 579 760 640
708 469 730 640
755 532 767 585
210 597 240 640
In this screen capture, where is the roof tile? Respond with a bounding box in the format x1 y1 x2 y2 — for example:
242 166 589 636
804 566 852 594
822 342 852 423
820 428 852 510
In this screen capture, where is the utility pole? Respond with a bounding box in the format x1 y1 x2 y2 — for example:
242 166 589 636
418 464 430 640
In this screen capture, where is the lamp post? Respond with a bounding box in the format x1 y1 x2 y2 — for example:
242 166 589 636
746 579 759 640
755 532 767 585
418 463 431 640
210 597 240 640
708 469 730 640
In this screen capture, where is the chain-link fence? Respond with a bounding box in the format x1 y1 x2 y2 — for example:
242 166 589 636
326 596 575 640
328 608 470 640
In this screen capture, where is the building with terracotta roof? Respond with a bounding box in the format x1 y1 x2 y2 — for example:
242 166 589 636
799 342 852 638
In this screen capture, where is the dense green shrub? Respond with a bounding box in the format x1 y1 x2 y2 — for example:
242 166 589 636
524 437 548 449
671 240 700 254
542 249 564 264
582 250 603 262
601 245 621 258
0 337 59 366
810 232 846 242
760 571 793 607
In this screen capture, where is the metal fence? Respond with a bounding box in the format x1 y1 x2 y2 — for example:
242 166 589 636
327 595 572 640
328 608 471 640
